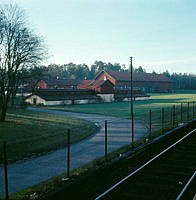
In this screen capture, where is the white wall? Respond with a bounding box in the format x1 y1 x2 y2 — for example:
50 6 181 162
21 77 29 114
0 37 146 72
25 95 46 105
46 100 73 105
122 96 149 101
74 99 89 104
97 94 114 102
135 97 149 100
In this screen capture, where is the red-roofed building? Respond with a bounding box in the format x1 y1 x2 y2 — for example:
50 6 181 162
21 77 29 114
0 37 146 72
78 78 149 102
34 71 162 104
37 79 82 89
78 79 115 102
78 79 114 93
95 71 173 92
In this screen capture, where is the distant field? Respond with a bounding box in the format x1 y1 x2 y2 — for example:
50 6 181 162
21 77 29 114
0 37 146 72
43 91 196 134
43 91 196 117
0 109 96 163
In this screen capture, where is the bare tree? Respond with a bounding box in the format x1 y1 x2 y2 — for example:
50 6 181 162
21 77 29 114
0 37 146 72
0 4 46 121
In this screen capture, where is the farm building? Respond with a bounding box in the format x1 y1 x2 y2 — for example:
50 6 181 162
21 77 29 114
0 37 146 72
30 71 158 105
25 88 100 105
78 79 115 102
26 78 149 105
37 78 81 89
95 70 173 93
78 79 115 93
78 79 149 102
114 88 150 101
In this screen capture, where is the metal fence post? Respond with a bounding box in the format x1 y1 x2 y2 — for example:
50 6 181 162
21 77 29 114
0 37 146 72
149 109 152 139
171 106 173 128
162 108 164 134
177 104 179 124
187 102 189 121
3 141 9 200
105 120 108 161
67 129 70 178
181 103 183 123
173 105 175 128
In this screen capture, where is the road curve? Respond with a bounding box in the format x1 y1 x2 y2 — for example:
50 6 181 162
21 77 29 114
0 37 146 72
0 107 148 197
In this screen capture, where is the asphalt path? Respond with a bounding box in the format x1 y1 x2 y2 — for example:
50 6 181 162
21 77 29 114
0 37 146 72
0 107 148 197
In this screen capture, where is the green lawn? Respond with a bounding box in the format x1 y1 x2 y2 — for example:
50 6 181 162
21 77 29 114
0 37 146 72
43 92 196 117
0 109 96 163
42 91 196 134
4 93 193 163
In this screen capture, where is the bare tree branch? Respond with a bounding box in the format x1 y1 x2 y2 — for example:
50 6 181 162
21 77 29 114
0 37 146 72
0 4 46 121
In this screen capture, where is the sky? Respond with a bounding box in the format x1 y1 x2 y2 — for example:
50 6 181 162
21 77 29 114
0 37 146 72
1 0 196 74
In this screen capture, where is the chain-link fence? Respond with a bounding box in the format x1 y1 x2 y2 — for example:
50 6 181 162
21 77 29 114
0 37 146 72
0 101 195 199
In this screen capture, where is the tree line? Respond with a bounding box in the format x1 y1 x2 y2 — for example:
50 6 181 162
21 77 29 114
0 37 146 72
27 63 196 90
162 71 196 90
27 61 127 81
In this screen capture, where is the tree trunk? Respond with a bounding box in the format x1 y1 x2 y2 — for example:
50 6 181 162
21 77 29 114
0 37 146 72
0 103 8 122
11 91 16 108
0 95 9 122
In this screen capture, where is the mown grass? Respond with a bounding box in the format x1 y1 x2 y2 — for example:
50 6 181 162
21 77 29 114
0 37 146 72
0 109 96 163
42 92 196 133
43 92 196 116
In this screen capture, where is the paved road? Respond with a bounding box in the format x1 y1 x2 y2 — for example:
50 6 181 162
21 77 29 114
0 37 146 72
0 108 148 197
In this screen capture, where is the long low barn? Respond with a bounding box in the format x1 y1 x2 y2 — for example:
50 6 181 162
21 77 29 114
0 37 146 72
25 88 101 105
95 70 173 93
25 82 150 105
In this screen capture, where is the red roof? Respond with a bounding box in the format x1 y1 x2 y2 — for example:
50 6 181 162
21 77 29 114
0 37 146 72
105 71 172 82
79 79 113 88
79 80 94 87
41 79 82 87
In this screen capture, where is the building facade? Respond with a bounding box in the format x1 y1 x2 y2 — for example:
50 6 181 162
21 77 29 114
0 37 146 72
95 71 173 93
25 88 100 105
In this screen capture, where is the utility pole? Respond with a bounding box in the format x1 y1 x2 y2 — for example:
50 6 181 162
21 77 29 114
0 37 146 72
130 56 134 149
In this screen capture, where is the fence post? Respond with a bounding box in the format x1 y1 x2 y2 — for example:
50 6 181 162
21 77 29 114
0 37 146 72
181 103 183 123
173 105 175 128
177 104 179 124
193 101 195 117
105 120 108 161
162 108 164 134
131 115 134 150
171 106 173 128
187 102 189 121
149 109 152 139
3 141 9 200
67 129 70 178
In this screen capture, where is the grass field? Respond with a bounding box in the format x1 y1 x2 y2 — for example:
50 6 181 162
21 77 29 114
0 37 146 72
43 92 196 117
42 92 196 134
0 109 96 163
6 91 196 199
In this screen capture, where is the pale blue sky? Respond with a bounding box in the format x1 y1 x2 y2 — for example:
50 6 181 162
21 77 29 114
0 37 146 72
1 0 196 73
